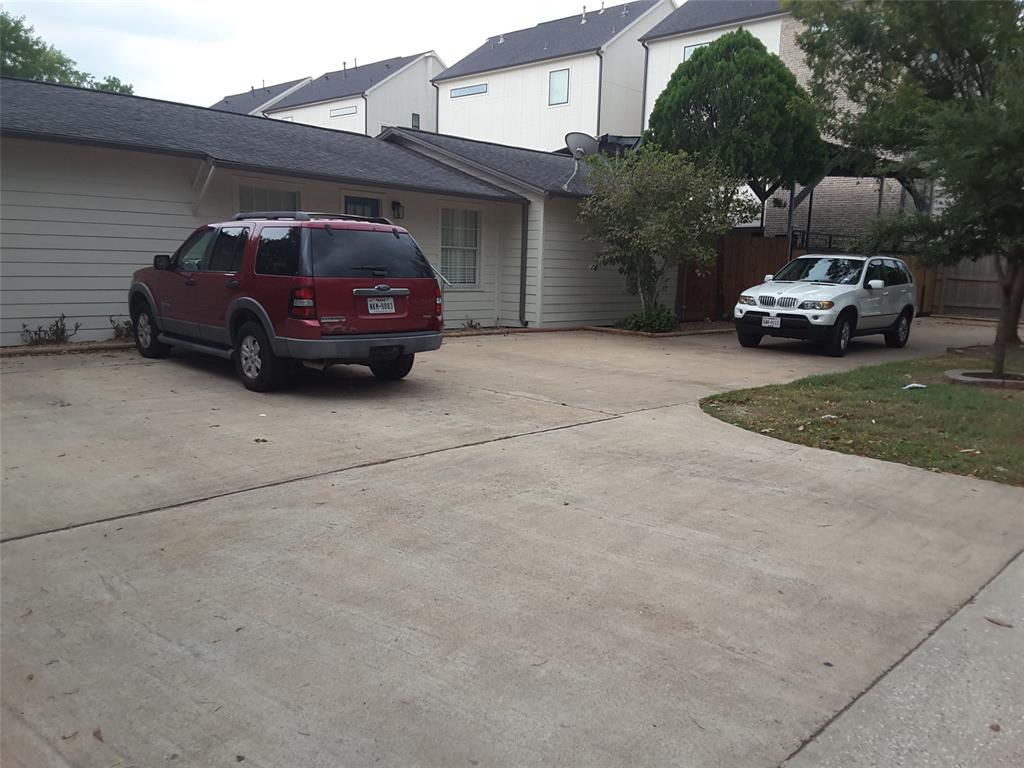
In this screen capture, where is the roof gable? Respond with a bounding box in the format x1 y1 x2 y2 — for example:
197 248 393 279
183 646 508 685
640 0 784 42
0 78 520 203
209 77 309 114
435 1 658 83
268 54 424 111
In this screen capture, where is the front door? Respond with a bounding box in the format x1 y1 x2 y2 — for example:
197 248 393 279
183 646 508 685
192 226 251 346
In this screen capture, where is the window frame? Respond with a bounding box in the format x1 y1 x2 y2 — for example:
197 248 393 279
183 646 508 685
207 226 251 274
254 225 304 277
344 195 382 219
450 83 488 99
864 259 887 286
438 206 482 290
411 112 421 130
548 68 570 106
238 182 302 214
329 105 359 118
683 42 709 62
173 226 217 272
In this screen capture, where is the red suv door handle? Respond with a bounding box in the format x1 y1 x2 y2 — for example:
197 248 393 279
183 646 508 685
225 279 240 290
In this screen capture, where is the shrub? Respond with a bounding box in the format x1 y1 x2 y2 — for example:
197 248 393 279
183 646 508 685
20 314 81 345
109 315 133 339
623 305 678 333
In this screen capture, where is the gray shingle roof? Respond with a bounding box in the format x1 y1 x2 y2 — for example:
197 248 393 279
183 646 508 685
0 78 521 203
383 128 590 197
434 1 658 83
268 55 422 111
209 77 309 114
640 0 783 42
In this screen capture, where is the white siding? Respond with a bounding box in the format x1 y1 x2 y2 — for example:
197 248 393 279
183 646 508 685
366 54 445 135
598 0 676 136
538 197 676 327
0 138 521 344
643 16 785 127
438 54 601 152
268 94 366 133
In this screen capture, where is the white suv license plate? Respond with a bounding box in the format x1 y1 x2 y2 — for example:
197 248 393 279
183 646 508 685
367 298 396 314
761 316 781 328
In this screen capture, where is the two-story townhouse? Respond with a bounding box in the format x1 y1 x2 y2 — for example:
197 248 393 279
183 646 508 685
255 53 445 135
209 77 313 115
434 0 676 152
641 0 908 246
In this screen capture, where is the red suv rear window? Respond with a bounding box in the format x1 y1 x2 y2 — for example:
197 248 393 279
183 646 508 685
310 229 433 279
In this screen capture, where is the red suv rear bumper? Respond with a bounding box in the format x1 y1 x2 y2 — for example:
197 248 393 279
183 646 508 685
271 330 443 361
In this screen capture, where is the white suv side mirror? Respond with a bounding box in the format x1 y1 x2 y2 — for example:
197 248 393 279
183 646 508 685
764 274 774 282
867 279 885 290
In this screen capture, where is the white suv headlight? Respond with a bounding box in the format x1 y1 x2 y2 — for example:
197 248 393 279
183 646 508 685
799 300 835 310
738 295 757 306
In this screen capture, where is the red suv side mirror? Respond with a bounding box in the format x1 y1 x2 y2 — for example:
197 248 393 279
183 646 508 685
153 255 171 270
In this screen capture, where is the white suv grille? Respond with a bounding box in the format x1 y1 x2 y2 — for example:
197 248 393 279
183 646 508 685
758 296 776 307
758 296 798 308
778 297 798 308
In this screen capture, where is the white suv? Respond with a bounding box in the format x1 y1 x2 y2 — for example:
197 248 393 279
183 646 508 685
733 255 917 356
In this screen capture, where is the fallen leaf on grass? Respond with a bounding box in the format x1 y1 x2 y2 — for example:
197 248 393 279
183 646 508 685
958 448 982 455
985 616 1014 628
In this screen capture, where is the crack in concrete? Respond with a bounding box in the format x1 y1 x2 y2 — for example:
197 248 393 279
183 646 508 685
0 413 622 545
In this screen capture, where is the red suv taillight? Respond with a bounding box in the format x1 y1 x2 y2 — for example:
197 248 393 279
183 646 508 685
289 286 316 319
435 282 443 322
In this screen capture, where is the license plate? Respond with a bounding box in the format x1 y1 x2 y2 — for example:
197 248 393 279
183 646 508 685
762 316 781 328
367 297 396 314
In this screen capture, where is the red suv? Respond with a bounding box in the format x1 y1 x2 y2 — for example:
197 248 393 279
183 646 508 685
128 212 443 391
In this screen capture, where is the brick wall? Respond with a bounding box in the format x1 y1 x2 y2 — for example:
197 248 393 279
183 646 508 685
763 176 907 241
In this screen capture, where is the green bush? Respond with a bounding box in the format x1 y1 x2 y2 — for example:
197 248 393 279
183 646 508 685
623 305 678 333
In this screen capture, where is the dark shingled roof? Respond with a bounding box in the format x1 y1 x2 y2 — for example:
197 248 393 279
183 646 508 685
268 54 423 111
434 1 658 83
640 0 783 42
209 77 309 114
0 78 521 202
382 128 590 197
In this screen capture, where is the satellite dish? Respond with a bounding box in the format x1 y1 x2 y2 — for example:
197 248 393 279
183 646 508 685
564 132 599 158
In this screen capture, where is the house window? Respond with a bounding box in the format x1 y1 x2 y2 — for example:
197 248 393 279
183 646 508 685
683 42 709 62
239 186 300 213
451 83 487 98
411 112 421 129
548 68 569 106
329 105 358 118
440 209 479 286
345 196 381 218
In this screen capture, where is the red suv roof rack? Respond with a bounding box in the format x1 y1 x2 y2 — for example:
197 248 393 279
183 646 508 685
232 211 394 225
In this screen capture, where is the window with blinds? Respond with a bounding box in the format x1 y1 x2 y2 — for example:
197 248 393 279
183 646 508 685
440 209 480 286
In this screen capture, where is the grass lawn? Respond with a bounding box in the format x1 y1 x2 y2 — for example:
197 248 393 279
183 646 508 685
702 345 1024 486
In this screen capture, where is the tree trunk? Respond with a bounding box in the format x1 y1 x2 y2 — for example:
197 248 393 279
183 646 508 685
993 259 1024 377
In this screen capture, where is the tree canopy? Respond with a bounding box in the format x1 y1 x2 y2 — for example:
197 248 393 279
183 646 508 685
801 0 1024 373
1 11 134 94
645 28 826 203
577 146 756 328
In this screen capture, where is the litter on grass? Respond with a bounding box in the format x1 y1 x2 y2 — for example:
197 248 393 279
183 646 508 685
902 383 927 390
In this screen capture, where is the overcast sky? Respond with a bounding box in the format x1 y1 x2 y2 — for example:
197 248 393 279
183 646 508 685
3 0 637 106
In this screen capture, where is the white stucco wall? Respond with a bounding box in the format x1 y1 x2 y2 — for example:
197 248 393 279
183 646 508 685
598 0 676 136
437 53 601 152
367 54 445 135
0 138 523 344
268 94 366 133
642 15 785 128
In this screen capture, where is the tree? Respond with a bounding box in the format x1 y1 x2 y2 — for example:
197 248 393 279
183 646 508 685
577 146 757 328
791 0 1024 372
1 11 133 94
646 28 826 213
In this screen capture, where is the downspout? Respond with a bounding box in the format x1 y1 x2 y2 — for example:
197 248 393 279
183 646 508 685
640 40 650 132
595 50 604 137
519 199 530 326
362 93 369 135
432 81 440 133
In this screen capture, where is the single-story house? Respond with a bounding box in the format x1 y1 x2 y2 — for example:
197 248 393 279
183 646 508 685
0 78 654 345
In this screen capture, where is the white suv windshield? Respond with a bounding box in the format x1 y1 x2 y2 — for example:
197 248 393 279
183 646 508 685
773 257 864 285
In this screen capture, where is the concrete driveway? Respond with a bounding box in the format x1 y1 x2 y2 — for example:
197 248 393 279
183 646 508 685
2 320 1021 767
